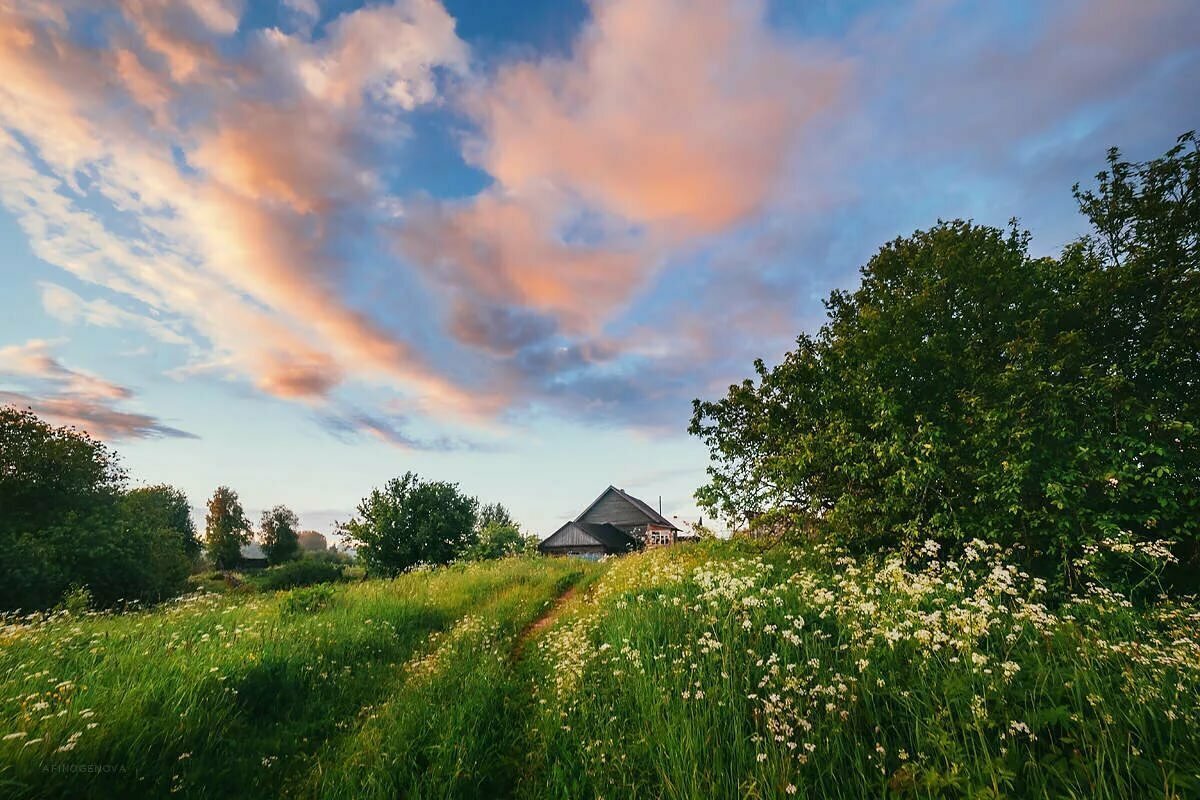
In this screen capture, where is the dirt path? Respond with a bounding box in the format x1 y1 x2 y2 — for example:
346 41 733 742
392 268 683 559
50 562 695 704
512 583 580 660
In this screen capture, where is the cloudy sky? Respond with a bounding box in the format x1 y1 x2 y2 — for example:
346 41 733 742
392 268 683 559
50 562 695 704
0 0 1196 538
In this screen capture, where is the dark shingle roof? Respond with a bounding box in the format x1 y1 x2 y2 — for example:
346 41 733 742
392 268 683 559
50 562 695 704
539 521 639 553
576 522 639 551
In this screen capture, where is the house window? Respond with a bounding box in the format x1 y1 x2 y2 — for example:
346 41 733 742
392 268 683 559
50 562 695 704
647 529 672 546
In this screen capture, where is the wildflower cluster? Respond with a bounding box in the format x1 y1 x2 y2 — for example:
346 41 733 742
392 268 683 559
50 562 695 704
525 540 1200 798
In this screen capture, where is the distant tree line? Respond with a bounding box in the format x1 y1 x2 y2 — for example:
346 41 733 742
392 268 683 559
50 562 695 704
0 406 538 610
691 133 1199 594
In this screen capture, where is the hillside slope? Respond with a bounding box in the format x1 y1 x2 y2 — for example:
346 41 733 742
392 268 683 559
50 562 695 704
2 543 1198 798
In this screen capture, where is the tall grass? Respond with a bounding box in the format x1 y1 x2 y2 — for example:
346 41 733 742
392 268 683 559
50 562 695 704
304 566 589 799
3 543 1197 798
519 540 1200 799
0 557 592 799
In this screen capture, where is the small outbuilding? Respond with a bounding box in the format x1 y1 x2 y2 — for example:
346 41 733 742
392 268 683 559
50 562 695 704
239 542 268 569
539 486 682 558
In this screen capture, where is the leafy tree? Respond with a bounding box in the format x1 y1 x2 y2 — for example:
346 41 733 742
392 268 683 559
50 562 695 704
0 405 125 535
260 505 301 565
691 133 1199 591
477 501 516 530
205 486 251 570
121 484 200 558
0 406 190 609
340 472 478 575
463 520 537 561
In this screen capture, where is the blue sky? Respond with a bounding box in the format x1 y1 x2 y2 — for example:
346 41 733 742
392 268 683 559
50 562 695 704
0 0 1196 539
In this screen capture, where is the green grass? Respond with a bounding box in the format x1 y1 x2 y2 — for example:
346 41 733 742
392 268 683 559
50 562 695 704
2 543 1198 799
0 557 595 799
518 540 1200 799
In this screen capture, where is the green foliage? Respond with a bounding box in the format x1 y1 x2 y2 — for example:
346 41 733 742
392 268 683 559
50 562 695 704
477 501 516 530
691 133 1200 591
0 406 191 610
0 405 125 534
253 557 344 591
280 584 337 615
260 505 301 565
340 471 479 576
464 520 538 561
204 486 250 570
121 484 200 557
55 585 94 616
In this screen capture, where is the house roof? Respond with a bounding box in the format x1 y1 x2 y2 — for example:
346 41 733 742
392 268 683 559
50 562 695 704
575 485 680 530
539 521 638 552
239 542 266 560
578 522 639 550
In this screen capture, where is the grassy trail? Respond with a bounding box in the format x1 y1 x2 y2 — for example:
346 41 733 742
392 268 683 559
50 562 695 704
301 563 602 799
0 558 601 800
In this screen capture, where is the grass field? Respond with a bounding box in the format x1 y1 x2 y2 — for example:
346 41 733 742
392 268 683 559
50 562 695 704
2 542 1198 799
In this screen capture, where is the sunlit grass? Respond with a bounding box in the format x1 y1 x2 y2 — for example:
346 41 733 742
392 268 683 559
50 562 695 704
0 557 593 799
519 540 1200 798
2 543 1197 798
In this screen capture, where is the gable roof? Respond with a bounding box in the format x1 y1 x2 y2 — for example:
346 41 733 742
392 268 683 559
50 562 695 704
575 485 680 530
239 542 266 560
539 521 639 553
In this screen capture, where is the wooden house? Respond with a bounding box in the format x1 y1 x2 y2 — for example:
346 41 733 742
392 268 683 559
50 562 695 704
238 542 268 569
539 486 682 558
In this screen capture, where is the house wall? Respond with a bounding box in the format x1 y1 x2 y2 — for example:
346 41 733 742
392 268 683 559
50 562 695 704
542 522 595 548
542 544 607 559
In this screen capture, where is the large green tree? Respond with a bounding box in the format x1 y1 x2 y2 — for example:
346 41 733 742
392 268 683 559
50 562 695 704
0 405 125 533
340 472 478 575
121 484 200 558
260 505 301 565
691 133 1199 589
0 406 191 609
204 486 251 570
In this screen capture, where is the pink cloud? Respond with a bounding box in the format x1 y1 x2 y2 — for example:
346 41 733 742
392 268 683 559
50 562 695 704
0 0 483 429
463 0 845 236
401 193 645 334
0 339 195 439
397 0 847 366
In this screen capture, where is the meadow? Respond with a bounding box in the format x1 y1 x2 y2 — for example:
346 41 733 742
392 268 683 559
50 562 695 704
2 542 1198 799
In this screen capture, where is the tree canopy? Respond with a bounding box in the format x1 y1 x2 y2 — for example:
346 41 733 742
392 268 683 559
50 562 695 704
260 505 301 565
340 472 479 575
1 406 193 610
204 486 251 570
691 133 1199 590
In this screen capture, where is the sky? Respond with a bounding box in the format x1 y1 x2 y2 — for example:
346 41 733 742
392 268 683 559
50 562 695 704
0 0 1197 540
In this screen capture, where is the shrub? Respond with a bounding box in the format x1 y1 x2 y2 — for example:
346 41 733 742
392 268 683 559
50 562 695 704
280 584 337 615
463 521 538 561
255 558 344 591
55 585 94 616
